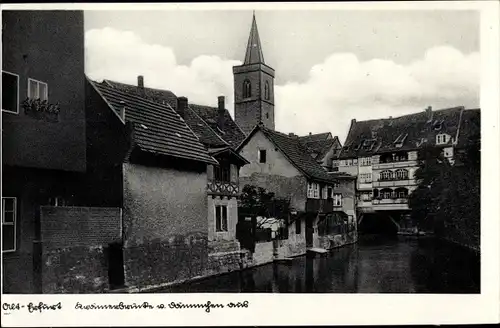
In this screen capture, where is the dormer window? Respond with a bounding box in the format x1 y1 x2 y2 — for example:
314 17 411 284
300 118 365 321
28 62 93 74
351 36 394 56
436 133 450 145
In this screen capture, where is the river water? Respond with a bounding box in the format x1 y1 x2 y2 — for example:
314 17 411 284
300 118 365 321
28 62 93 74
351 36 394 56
158 236 480 293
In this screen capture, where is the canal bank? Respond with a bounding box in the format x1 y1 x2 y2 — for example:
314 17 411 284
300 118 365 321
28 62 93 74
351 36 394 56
148 235 479 293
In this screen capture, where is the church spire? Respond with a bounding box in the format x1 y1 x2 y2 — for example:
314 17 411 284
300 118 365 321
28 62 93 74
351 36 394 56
244 12 265 65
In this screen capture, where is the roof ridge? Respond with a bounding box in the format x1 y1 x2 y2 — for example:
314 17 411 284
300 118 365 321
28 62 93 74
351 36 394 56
95 81 174 113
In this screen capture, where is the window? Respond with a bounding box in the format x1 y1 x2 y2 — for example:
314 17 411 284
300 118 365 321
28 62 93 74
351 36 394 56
214 162 231 182
265 112 269 119
322 186 329 199
395 169 408 180
333 193 342 207
215 205 228 232
381 189 393 199
295 219 301 235
264 81 270 100
359 173 372 183
333 182 340 189
380 170 393 181
28 78 48 101
395 188 409 199
361 192 372 201
307 182 320 199
2 71 19 114
360 157 372 166
243 80 252 98
436 133 449 145
2 197 16 252
258 149 267 163
353 158 358 165
327 187 333 199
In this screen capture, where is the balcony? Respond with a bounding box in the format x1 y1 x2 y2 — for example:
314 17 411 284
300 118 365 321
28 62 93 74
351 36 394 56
372 198 409 210
207 180 239 197
357 182 372 190
305 199 335 213
372 179 416 187
372 160 418 170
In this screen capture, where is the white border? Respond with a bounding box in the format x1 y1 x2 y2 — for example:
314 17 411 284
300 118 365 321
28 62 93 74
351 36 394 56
1 1 499 326
1 71 20 114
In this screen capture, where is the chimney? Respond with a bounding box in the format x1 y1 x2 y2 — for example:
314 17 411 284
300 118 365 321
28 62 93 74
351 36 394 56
176 96 188 119
137 75 145 95
288 132 296 138
351 118 356 125
217 96 225 129
309 132 312 136
425 106 433 121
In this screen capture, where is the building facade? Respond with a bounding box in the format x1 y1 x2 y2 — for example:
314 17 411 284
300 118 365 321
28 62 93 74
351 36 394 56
2 10 95 293
335 106 479 233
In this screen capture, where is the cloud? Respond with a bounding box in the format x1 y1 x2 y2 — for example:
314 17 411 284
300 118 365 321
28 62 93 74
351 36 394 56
85 28 480 142
85 27 240 109
275 46 480 140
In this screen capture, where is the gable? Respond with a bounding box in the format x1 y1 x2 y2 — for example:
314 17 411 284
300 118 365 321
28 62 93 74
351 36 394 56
239 129 302 178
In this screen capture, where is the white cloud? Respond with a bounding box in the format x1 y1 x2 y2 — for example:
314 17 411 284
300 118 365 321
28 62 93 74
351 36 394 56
85 28 479 143
85 27 240 109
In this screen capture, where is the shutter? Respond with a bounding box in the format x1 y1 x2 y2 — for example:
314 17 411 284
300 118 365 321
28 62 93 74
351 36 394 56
207 164 214 181
230 164 237 183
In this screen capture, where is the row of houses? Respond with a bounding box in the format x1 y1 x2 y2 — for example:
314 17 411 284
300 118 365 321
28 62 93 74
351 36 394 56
2 11 357 293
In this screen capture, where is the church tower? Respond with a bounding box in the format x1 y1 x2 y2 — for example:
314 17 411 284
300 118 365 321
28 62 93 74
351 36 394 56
233 12 275 135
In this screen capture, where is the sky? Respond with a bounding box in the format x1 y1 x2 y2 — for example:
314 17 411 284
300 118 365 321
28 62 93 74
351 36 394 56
84 9 480 142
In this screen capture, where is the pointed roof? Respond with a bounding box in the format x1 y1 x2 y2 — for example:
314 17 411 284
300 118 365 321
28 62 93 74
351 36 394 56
237 124 343 184
88 79 217 165
244 12 265 65
102 79 245 149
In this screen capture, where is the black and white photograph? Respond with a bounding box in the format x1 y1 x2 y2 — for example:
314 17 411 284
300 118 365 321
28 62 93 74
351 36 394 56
1 1 499 326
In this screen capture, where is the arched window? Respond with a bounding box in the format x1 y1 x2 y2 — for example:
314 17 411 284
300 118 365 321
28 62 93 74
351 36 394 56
243 80 252 98
395 169 409 180
380 170 393 181
394 188 409 199
380 188 393 199
264 81 270 100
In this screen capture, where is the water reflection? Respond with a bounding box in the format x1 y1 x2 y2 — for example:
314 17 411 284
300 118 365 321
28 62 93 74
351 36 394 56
157 236 479 293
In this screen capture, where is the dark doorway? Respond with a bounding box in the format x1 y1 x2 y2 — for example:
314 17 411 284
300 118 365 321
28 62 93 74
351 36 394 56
107 242 125 289
306 218 314 248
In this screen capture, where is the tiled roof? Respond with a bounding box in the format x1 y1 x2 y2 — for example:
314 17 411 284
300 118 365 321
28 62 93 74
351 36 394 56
102 79 245 149
103 79 178 106
91 80 217 165
338 106 465 159
238 125 340 184
299 132 332 144
299 135 341 160
189 104 246 148
456 108 480 148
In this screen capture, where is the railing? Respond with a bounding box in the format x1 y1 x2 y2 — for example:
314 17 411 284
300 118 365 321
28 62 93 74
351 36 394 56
207 180 239 196
372 198 408 205
372 160 418 170
372 180 416 187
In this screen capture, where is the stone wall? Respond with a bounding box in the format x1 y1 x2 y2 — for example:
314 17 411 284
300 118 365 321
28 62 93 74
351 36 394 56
39 206 122 293
251 241 275 266
122 163 209 290
123 233 208 289
317 231 358 250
